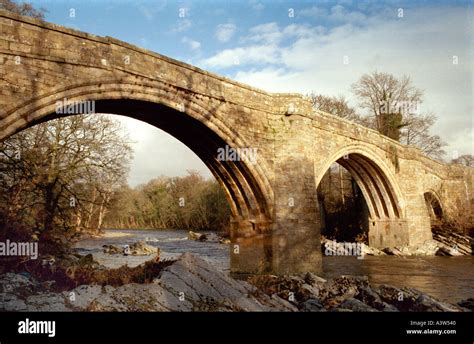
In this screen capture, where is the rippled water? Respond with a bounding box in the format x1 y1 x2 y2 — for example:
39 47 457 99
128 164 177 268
74 229 229 271
75 229 474 304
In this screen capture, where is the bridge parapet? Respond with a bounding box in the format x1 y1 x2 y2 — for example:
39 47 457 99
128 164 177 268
0 9 314 119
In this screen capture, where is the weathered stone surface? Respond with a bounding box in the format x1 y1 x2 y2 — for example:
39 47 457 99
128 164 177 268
0 254 297 311
337 298 378 312
155 253 296 311
376 284 464 312
0 293 28 311
24 293 71 312
247 272 466 312
318 276 369 307
0 9 472 276
411 294 462 312
0 272 35 293
0 253 467 312
300 298 324 312
355 286 399 312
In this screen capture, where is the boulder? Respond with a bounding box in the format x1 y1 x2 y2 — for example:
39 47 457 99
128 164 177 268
355 286 399 312
154 253 297 311
382 247 404 256
435 245 464 256
318 276 369 307
128 241 159 256
300 298 324 312
103 242 158 256
188 231 207 242
411 294 463 312
304 272 327 284
336 298 378 312
375 284 463 312
102 244 121 254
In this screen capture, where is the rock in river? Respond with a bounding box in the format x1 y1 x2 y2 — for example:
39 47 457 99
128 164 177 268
103 241 159 256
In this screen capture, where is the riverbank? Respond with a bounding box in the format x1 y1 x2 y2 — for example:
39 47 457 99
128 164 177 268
70 229 474 303
0 253 472 312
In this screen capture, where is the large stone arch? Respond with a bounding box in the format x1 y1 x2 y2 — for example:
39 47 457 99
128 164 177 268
0 80 275 241
315 144 408 247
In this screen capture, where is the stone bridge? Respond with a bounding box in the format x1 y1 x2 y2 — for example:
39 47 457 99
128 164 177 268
1 10 472 275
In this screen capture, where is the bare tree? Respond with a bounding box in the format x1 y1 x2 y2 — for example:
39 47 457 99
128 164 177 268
451 154 474 167
0 0 46 19
351 71 423 140
0 114 132 237
400 113 446 160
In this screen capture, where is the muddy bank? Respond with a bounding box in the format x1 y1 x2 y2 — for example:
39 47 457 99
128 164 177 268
0 253 471 312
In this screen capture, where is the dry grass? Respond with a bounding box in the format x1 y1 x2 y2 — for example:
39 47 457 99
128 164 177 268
7 254 175 292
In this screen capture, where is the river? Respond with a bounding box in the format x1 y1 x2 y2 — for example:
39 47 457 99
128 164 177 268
75 229 474 305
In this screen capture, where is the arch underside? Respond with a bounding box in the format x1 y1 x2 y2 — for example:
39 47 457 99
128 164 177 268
424 191 443 221
335 153 401 222
2 87 273 235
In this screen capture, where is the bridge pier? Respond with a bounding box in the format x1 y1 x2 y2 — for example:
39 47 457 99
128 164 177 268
368 219 410 248
271 156 322 275
230 156 322 277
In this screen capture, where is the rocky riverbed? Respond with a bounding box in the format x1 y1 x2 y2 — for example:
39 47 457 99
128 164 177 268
322 233 472 257
0 253 472 312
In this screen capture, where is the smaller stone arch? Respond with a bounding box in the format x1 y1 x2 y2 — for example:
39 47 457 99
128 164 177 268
315 144 409 248
423 190 444 223
315 144 405 221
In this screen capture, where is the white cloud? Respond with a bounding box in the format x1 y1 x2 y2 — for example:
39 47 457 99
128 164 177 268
201 45 279 68
114 116 212 186
138 1 167 22
182 37 201 50
299 6 328 18
247 22 282 44
202 22 326 69
215 23 237 42
300 4 367 23
235 68 299 91
171 19 192 33
329 5 366 22
249 0 264 12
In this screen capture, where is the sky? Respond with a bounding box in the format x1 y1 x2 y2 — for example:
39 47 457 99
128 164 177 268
28 0 473 186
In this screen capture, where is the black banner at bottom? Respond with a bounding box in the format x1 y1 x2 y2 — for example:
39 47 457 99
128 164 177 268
0 312 472 343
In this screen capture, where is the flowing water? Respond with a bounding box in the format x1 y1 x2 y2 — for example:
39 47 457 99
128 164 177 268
75 229 474 304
